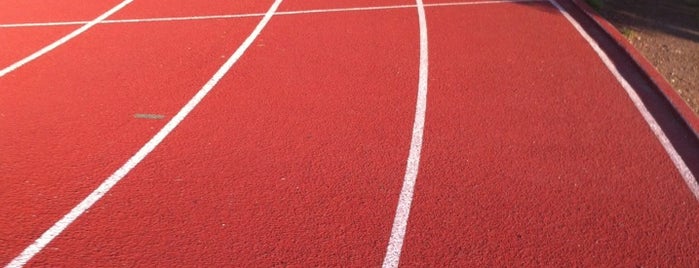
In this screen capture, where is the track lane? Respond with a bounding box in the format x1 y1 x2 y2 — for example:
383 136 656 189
398 2 699 266
278 0 411 11
21 8 421 267
0 0 129 75
0 0 123 24
109 0 274 20
3 0 697 266
0 0 135 78
0 4 273 263
0 26 77 68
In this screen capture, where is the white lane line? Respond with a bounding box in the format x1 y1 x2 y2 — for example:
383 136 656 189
0 0 133 78
3 0 284 267
382 0 429 267
276 0 541 17
0 0 544 28
548 0 699 200
0 20 89 28
101 12 265 25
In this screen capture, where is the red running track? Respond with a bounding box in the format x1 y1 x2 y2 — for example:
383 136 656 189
0 0 268 262
401 1 699 266
1 0 698 267
0 1 124 24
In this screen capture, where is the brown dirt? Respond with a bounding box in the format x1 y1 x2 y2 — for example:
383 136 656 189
594 0 699 116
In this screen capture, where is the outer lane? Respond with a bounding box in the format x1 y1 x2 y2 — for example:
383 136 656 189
399 2 699 266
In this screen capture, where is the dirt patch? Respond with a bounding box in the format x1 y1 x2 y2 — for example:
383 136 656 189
591 0 699 116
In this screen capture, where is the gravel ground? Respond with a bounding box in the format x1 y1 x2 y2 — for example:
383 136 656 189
597 0 699 116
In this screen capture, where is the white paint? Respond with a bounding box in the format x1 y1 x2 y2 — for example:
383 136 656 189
548 0 699 200
0 20 88 28
3 0 283 267
275 0 541 17
102 12 266 24
382 0 429 267
0 0 133 77
0 0 545 28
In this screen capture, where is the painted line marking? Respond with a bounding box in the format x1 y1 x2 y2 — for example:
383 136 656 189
0 0 133 77
3 0 284 267
0 0 544 28
548 0 699 200
382 0 429 267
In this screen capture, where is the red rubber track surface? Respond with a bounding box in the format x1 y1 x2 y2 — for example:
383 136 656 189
0 0 269 261
20 4 418 267
400 2 699 266
109 0 274 20
1 0 698 267
0 0 123 23
0 26 77 68
279 0 411 11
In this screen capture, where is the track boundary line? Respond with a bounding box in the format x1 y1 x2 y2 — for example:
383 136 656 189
382 0 429 267
0 0 544 28
3 0 284 267
548 0 699 200
0 0 133 77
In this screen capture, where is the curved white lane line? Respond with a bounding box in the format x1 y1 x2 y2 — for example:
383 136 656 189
3 1 284 267
382 0 429 267
548 0 699 200
0 0 134 78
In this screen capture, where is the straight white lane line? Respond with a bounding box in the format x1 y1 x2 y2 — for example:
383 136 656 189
275 0 541 17
0 0 133 77
0 20 88 28
0 0 544 28
101 12 265 25
382 0 429 267
548 0 699 201
3 0 284 267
